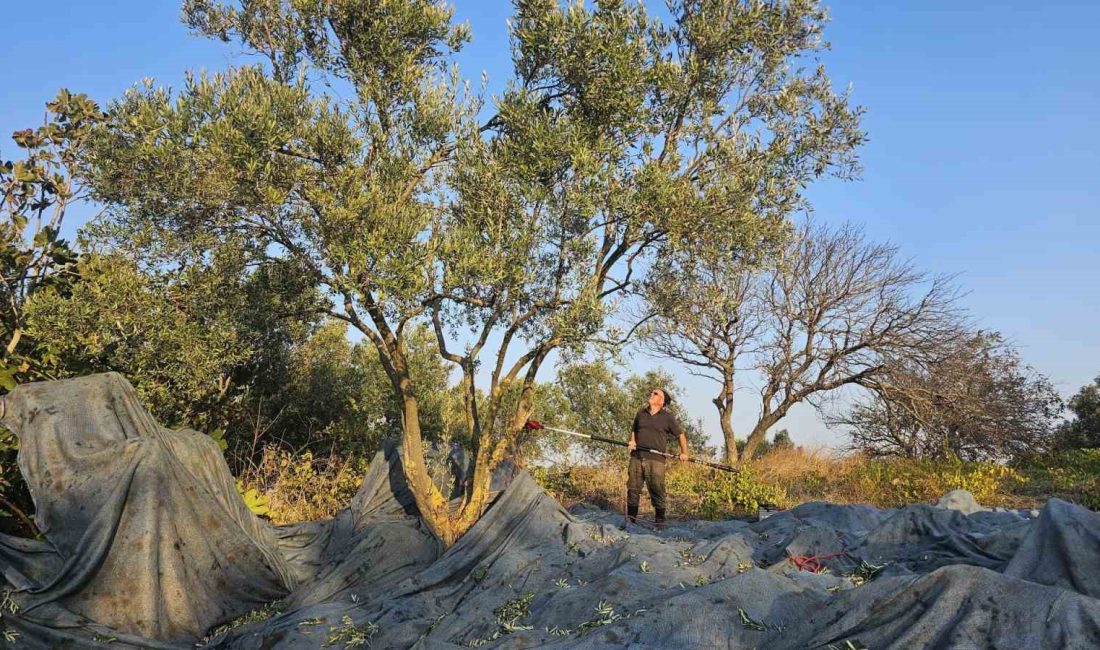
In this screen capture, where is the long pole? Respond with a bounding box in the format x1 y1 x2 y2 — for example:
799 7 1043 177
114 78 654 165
525 420 739 473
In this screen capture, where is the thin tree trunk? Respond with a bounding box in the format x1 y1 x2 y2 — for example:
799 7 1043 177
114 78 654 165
740 409 784 465
714 375 738 465
719 408 738 466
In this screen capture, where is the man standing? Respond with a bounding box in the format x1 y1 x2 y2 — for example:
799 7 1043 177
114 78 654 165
627 388 689 527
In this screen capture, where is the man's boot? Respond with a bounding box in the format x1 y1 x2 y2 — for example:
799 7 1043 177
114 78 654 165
654 508 666 530
626 505 639 525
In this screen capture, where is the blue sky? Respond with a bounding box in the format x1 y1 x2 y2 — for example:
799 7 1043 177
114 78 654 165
2 1 1098 449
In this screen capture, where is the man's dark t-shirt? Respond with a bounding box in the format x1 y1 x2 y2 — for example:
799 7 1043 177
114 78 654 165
631 407 683 461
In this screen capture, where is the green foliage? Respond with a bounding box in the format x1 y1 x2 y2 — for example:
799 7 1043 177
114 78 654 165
1014 448 1100 510
493 591 534 634
841 457 1026 507
276 320 452 457
324 615 379 648
235 480 270 517
201 600 282 644
538 360 710 463
236 449 371 525
1 589 20 644
738 607 767 631
666 465 787 518
25 253 256 425
535 461 786 518
851 561 886 584
1057 375 1100 450
1 89 100 389
77 0 863 542
24 249 448 466
737 429 796 460
209 428 229 451
772 430 795 451
527 465 591 504
576 601 624 635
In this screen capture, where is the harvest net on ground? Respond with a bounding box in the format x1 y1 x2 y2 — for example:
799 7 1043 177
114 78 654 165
1 373 1098 648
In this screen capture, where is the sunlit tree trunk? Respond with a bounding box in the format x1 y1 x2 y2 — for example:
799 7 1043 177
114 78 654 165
714 375 739 465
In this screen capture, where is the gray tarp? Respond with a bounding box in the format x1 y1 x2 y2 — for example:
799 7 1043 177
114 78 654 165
0 373 295 646
1 373 1098 649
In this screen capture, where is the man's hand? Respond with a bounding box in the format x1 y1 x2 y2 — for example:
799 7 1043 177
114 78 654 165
628 439 636 451
678 452 689 462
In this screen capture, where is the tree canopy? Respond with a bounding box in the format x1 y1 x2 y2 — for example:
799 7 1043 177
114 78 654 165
840 330 1064 461
54 0 864 544
642 221 959 464
1056 375 1100 450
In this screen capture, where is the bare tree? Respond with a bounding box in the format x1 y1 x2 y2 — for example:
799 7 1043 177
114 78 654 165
836 330 1063 461
642 254 763 464
643 221 960 465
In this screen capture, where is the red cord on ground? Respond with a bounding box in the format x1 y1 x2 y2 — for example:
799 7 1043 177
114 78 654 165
786 548 847 573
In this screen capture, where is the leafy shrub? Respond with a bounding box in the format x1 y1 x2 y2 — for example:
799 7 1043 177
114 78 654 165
838 457 1026 508
530 464 627 512
236 447 370 524
1014 448 1100 510
235 480 271 517
666 464 787 518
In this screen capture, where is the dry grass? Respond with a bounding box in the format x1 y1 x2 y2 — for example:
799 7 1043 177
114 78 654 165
236 446 370 525
238 445 1092 526
752 446 860 503
532 446 1046 520
751 446 1040 509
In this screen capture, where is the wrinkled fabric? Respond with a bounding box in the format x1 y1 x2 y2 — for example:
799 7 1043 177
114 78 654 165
1 373 1099 649
0 373 294 644
216 477 1100 650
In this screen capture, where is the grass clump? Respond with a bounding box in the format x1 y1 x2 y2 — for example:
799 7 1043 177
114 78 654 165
236 447 370 524
494 592 535 634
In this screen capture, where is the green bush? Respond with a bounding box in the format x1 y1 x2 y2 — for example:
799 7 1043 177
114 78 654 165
1014 449 1100 510
666 465 787 518
840 457 1025 508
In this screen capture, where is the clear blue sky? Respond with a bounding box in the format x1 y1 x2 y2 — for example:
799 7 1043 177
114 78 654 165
3 1 1098 449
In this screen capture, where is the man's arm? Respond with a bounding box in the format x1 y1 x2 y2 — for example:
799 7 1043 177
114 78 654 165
669 415 688 461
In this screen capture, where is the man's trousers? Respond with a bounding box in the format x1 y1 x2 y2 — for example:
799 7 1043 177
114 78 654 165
627 454 667 516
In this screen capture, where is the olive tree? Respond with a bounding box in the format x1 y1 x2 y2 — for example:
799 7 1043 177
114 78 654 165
1057 375 1100 450
82 0 862 544
1 90 101 387
544 361 709 463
